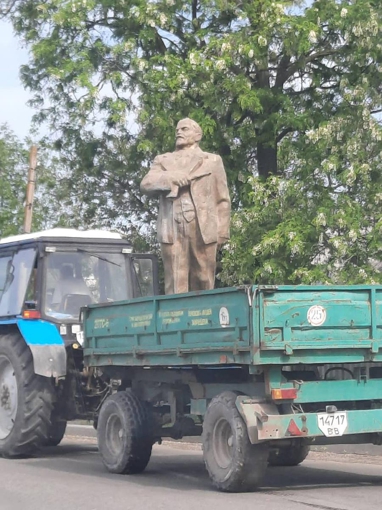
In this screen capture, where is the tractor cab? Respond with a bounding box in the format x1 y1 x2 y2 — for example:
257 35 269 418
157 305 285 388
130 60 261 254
0 229 158 327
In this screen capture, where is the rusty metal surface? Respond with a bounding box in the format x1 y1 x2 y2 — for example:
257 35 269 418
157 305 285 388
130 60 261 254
236 396 382 444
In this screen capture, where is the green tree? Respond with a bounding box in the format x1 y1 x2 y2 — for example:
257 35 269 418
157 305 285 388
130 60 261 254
0 124 28 237
222 102 382 285
4 0 382 281
0 124 68 238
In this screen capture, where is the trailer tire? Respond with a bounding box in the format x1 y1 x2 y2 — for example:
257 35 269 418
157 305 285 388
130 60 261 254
268 443 310 467
46 419 67 447
202 391 268 492
97 390 153 475
0 332 54 457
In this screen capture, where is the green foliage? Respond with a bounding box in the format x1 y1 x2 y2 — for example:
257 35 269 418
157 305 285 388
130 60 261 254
221 112 382 285
4 0 382 282
0 124 70 238
0 125 28 237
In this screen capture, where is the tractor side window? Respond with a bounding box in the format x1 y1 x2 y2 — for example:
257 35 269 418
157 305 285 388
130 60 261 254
132 258 154 297
0 255 13 314
25 267 38 303
0 256 12 291
0 248 36 317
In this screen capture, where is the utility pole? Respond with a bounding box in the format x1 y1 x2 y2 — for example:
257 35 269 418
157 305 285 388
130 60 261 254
23 145 38 234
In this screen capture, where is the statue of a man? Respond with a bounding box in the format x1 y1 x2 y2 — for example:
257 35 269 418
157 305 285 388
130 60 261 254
140 118 231 294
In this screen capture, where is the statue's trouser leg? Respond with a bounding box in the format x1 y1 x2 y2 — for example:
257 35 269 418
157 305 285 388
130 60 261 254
189 221 217 291
161 216 216 294
161 216 190 294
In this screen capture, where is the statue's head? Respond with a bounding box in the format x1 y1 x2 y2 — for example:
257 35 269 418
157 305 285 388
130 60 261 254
175 118 203 149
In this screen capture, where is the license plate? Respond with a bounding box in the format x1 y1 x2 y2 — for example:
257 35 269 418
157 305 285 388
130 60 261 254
317 412 348 437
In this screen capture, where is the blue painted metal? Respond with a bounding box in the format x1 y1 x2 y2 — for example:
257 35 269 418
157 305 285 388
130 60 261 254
16 319 64 346
0 319 18 325
0 317 64 346
0 317 66 377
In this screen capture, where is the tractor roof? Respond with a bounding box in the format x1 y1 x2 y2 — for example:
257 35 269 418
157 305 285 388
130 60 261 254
0 228 125 245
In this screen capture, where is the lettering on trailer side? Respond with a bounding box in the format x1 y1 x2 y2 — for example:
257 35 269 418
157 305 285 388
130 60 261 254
191 318 209 326
158 309 184 326
188 309 212 317
93 319 110 329
129 313 153 328
159 310 184 318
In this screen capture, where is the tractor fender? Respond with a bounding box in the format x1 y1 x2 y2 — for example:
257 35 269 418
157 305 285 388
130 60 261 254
4 319 67 378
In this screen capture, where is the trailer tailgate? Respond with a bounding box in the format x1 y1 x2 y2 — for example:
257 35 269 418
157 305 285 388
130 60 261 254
256 285 382 364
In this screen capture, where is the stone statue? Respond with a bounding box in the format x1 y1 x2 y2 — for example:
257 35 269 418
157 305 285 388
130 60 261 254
140 118 231 295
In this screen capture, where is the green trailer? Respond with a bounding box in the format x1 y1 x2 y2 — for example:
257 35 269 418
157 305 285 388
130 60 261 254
82 285 382 492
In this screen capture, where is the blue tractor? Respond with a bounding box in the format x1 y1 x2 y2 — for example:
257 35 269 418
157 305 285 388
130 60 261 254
0 229 157 456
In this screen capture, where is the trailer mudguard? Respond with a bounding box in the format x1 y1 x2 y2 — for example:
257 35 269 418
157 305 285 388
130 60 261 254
0 318 67 378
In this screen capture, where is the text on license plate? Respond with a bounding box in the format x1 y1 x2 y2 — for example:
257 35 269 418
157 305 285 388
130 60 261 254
317 412 348 437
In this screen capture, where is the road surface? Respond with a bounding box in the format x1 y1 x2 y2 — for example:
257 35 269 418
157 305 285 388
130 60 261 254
1 426 382 510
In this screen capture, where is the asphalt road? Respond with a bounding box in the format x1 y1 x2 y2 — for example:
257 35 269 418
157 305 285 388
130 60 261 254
1 428 382 510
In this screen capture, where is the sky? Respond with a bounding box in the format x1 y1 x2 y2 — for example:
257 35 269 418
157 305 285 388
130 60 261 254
0 20 34 139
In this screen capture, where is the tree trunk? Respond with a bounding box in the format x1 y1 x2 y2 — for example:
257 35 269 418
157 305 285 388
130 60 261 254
257 141 278 179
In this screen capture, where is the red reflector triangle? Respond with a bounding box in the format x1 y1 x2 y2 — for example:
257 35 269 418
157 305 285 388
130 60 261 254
287 419 302 436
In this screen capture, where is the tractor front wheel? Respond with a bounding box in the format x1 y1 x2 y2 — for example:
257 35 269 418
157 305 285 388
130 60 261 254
0 332 54 457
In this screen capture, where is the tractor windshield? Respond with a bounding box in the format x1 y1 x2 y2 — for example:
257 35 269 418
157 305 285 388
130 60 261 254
43 249 154 320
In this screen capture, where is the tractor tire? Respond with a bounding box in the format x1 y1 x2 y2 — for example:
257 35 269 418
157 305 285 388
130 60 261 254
97 390 153 475
0 332 54 457
202 391 268 492
268 443 310 467
46 419 67 447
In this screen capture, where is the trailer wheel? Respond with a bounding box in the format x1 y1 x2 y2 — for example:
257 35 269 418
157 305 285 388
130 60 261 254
0 332 54 457
46 419 67 447
268 443 310 467
202 391 268 492
97 390 153 474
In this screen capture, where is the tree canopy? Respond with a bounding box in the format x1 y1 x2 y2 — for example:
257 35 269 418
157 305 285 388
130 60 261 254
0 124 29 237
221 113 382 285
0 124 70 238
3 0 382 283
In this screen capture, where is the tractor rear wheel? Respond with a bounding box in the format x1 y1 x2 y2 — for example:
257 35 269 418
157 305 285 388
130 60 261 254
0 332 54 457
46 419 67 447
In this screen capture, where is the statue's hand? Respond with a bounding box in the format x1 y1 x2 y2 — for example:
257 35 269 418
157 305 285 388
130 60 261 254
172 173 190 188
